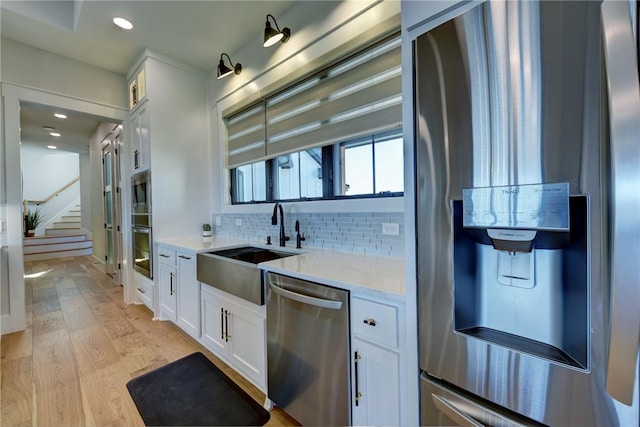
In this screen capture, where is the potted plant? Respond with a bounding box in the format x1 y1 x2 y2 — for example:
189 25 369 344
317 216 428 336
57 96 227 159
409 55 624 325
25 208 44 237
202 223 212 238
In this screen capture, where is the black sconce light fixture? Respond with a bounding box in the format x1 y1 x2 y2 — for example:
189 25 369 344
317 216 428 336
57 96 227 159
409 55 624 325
217 53 242 79
263 14 291 47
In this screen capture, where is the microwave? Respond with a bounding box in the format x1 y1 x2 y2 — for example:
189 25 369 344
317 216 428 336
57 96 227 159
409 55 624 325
132 170 151 214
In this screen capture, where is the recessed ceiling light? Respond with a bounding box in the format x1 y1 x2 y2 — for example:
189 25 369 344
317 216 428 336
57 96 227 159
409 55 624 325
42 126 55 131
54 113 67 119
50 132 61 137
113 17 133 30
47 145 57 150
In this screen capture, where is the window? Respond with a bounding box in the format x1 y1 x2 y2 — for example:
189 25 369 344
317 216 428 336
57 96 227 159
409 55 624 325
226 32 403 205
275 149 323 200
338 131 404 196
231 161 267 203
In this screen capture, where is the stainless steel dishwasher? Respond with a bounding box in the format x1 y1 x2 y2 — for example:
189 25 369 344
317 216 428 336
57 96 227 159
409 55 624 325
266 272 350 426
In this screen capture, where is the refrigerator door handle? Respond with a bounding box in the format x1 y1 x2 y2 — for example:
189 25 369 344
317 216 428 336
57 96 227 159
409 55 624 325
431 394 483 427
601 0 640 406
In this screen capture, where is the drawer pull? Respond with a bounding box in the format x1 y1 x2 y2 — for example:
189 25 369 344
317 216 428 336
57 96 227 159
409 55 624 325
363 318 377 327
159 253 170 258
137 287 146 294
178 255 192 260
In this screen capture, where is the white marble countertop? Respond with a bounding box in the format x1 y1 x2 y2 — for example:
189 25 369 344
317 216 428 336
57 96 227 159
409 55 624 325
155 236 406 300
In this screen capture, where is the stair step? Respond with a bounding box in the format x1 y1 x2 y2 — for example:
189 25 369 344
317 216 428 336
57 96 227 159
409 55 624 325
46 228 85 236
23 239 92 254
53 221 81 228
23 234 87 246
60 215 81 222
24 247 93 262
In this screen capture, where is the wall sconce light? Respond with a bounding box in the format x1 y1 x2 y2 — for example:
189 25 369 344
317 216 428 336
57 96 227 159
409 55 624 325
217 53 242 79
263 14 291 47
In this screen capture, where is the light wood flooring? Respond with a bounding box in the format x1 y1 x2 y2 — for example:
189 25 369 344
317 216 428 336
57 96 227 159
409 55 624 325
1 256 299 427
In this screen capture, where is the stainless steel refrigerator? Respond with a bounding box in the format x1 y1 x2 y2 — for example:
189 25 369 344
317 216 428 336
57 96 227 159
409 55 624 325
414 1 640 425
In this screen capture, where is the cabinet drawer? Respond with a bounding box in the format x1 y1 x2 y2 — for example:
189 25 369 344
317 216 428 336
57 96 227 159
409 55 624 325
135 280 154 309
157 248 176 266
352 297 398 348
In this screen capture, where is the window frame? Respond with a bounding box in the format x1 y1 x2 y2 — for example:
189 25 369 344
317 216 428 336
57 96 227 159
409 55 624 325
230 131 403 205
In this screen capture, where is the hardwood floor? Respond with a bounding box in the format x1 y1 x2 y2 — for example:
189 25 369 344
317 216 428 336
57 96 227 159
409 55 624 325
1 256 299 427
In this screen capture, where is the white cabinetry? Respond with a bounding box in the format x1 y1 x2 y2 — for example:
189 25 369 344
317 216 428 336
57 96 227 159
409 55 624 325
201 284 267 390
157 244 200 339
176 252 199 337
134 274 154 310
158 247 177 320
351 296 404 426
129 99 150 172
129 67 146 109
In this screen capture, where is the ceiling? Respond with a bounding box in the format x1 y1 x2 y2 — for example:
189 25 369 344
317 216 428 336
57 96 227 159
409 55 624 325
2 0 298 153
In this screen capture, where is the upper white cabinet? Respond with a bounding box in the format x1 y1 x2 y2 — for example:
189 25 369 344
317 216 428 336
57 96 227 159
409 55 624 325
351 295 405 427
129 67 146 110
129 99 150 172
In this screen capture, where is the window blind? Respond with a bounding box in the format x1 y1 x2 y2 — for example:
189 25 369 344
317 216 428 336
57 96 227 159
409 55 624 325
225 33 401 169
226 102 265 168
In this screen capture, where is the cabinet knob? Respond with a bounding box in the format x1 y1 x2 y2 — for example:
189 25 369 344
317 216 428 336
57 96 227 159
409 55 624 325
363 318 377 327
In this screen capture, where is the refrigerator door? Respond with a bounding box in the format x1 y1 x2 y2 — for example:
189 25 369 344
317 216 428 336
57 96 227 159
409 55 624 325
601 0 640 406
415 1 639 425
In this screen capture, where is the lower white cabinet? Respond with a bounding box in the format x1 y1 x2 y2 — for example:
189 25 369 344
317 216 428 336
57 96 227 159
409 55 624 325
157 245 200 339
200 284 267 390
158 262 177 319
176 253 199 337
351 296 404 426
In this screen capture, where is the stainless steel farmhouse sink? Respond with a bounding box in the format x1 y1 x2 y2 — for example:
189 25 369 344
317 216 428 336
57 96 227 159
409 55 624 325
196 246 298 305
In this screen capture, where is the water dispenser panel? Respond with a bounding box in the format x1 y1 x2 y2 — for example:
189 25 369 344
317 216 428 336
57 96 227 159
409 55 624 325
462 183 570 231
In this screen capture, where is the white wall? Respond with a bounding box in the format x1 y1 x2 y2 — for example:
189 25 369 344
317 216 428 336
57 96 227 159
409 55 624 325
21 143 80 234
21 144 79 199
1 38 127 108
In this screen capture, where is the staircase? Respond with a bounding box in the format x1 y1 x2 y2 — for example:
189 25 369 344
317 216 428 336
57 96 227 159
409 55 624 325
23 205 93 261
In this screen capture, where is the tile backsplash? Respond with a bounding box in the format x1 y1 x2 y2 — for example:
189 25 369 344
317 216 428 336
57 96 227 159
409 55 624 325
212 212 404 257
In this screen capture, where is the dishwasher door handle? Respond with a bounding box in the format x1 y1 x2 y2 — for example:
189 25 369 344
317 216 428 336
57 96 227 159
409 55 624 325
269 282 343 310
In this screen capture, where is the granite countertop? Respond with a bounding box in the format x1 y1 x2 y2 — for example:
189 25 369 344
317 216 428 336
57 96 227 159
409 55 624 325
155 236 406 300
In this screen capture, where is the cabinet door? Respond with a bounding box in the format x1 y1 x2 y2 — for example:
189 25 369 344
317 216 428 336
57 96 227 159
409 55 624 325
158 263 177 320
352 338 401 427
177 252 199 337
130 102 150 172
201 287 229 357
227 301 267 389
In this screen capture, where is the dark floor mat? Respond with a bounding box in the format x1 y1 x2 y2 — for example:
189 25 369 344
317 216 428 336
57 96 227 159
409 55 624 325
126 352 270 426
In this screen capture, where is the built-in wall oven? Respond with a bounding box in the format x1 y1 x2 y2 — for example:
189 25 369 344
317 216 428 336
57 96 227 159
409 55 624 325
131 170 152 278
